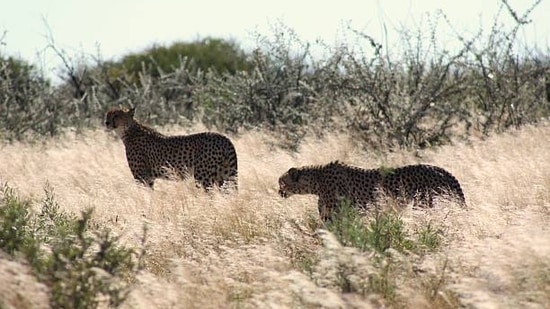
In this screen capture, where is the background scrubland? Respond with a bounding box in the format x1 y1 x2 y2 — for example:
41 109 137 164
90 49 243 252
1 1 550 308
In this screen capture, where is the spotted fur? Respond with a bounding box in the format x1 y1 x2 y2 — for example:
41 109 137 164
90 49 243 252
105 107 238 190
278 161 465 221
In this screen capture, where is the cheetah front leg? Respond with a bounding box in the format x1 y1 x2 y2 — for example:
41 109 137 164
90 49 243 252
318 196 339 223
128 161 155 188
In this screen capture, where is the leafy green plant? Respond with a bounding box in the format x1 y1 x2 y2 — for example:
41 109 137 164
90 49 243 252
0 183 145 309
415 222 443 252
0 183 40 257
321 199 445 304
326 200 415 254
325 199 370 251
367 210 415 254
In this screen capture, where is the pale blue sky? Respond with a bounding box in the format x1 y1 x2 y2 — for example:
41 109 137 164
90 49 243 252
1 0 548 78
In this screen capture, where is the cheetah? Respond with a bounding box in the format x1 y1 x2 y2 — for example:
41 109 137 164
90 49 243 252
104 107 238 190
278 161 465 222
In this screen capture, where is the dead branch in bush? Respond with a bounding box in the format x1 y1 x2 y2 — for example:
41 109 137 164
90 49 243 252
43 22 86 100
2 7 549 152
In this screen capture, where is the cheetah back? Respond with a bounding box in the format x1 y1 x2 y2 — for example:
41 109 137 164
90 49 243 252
380 164 465 205
124 128 238 189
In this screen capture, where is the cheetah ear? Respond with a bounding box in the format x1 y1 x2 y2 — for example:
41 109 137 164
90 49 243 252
288 168 300 182
128 106 136 118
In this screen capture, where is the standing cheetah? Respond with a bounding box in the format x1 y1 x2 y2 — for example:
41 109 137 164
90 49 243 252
278 161 465 222
105 107 238 190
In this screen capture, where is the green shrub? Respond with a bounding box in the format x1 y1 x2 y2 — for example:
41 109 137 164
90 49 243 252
366 210 415 254
326 200 416 254
0 183 145 309
114 38 252 83
319 200 447 304
415 222 443 252
0 183 40 257
325 199 445 255
44 210 135 308
2 3 548 152
324 200 370 251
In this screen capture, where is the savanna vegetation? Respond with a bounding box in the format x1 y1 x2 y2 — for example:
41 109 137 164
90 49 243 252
1 1 549 308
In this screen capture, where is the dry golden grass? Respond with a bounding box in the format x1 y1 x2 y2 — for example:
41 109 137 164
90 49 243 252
1 123 550 308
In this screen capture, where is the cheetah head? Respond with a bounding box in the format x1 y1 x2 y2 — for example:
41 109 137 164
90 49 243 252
278 167 310 198
104 107 136 136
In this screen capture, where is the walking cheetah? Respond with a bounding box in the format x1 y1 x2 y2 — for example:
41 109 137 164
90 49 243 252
278 161 465 221
104 107 238 190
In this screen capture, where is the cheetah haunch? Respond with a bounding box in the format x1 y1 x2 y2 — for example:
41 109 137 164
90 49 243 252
278 161 465 222
105 107 238 190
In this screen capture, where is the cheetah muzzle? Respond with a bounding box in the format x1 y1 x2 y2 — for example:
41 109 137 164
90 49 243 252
278 183 289 198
